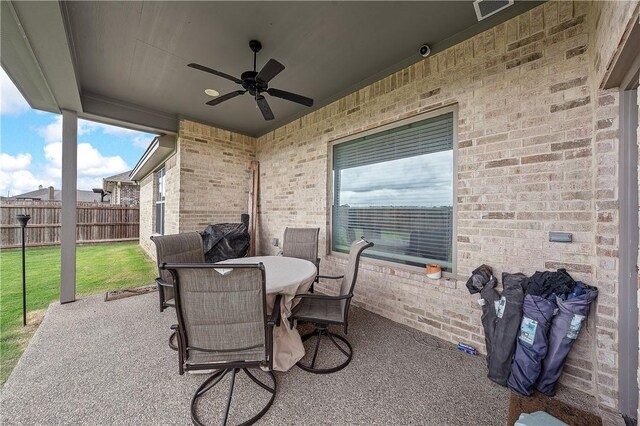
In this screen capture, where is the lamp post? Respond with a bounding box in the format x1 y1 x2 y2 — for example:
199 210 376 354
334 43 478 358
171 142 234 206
16 214 30 327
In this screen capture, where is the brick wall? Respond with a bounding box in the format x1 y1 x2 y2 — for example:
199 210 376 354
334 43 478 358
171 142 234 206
138 172 155 260
176 120 256 233
118 183 140 206
132 0 639 413
590 0 639 411
253 0 629 407
164 154 180 235
138 121 256 259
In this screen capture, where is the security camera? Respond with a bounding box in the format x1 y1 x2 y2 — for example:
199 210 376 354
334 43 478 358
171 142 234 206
419 44 431 58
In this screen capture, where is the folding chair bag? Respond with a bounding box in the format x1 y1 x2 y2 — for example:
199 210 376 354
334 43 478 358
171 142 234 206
487 273 526 386
480 280 499 371
507 295 556 396
535 285 598 396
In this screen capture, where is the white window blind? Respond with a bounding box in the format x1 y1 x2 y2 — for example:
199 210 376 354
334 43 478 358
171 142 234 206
332 112 454 271
155 168 165 235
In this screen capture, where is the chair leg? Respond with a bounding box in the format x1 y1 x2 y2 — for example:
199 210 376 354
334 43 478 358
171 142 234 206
169 331 178 351
297 325 353 374
190 368 276 426
158 284 165 312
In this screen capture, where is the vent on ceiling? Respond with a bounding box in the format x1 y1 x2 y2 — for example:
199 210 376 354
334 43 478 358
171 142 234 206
473 0 514 21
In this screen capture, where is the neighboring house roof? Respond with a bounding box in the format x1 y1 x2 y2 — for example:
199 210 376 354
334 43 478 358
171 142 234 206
103 170 137 192
104 170 134 183
12 187 56 200
10 187 105 203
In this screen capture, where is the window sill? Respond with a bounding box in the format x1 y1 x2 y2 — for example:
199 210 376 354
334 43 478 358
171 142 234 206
325 252 460 283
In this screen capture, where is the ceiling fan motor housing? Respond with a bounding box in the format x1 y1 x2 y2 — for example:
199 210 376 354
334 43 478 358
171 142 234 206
240 70 267 96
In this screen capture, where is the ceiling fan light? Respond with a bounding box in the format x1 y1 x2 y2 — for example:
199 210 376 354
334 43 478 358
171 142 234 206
204 89 219 97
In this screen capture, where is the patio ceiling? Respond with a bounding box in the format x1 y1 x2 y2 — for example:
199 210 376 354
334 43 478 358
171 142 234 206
2 0 542 137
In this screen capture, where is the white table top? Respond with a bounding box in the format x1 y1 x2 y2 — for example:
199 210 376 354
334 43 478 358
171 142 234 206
216 256 316 294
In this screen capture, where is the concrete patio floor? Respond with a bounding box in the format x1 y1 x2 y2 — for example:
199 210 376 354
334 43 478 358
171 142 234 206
0 291 598 425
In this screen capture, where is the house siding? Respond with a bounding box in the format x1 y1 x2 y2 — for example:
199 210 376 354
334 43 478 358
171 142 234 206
138 172 155 259
591 0 640 412
138 122 256 259
133 0 640 415
176 120 256 233
252 0 636 412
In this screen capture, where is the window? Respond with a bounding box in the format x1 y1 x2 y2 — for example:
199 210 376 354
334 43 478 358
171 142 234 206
155 168 165 235
331 110 455 272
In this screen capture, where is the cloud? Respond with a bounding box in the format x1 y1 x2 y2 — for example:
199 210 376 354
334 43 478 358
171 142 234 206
38 116 97 144
39 116 155 150
0 168 54 198
0 153 47 196
44 141 129 178
338 151 453 207
0 152 32 171
132 135 152 149
0 68 30 115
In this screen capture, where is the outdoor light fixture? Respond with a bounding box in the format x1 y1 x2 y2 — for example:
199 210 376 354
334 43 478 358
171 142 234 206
92 188 109 202
16 214 30 327
204 88 220 97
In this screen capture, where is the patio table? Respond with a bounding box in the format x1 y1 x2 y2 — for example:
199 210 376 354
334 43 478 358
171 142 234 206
216 256 316 371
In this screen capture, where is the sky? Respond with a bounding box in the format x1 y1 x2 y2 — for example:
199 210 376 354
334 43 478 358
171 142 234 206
0 68 157 197
338 150 453 207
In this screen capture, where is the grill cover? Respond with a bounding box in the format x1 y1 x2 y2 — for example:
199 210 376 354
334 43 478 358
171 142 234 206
201 223 250 263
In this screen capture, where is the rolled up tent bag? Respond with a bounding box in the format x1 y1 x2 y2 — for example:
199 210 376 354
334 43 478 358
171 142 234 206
487 273 526 386
480 277 499 370
535 285 598 396
507 295 556 396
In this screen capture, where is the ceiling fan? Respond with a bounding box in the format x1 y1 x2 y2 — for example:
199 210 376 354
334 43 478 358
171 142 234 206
188 40 314 121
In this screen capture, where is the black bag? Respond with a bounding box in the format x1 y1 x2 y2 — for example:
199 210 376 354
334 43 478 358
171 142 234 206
201 223 250 263
466 264 493 294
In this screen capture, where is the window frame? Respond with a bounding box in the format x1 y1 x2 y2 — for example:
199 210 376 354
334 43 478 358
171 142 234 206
154 167 166 235
327 105 458 277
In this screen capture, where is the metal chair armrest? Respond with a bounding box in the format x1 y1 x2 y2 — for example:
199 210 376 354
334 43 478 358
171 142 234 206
267 294 283 327
293 293 352 301
155 277 173 288
317 274 344 280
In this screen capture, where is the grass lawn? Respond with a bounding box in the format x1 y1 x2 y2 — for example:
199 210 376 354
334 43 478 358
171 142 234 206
0 242 156 385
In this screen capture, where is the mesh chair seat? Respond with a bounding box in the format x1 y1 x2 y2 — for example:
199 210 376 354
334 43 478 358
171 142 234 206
162 263 280 426
291 298 345 325
185 348 266 365
151 232 205 312
282 227 320 290
291 238 373 374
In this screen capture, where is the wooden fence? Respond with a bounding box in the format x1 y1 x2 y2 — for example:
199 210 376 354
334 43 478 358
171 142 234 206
0 201 139 248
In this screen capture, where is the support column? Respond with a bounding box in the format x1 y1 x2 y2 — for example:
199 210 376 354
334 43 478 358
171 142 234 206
60 109 77 304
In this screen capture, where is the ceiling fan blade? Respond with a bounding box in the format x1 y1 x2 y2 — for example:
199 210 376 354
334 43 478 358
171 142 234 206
205 90 246 106
256 59 285 83
256 95 275 121
188 63 242 85
267 88 314 107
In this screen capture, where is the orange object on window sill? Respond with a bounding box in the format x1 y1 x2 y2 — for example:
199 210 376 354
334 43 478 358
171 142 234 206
426 264 442 279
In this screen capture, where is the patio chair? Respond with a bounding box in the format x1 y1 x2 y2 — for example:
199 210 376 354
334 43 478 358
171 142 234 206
282 227 320 291
161 263 281 426
151 232 205 312
151 232 205 350
290 238 373 374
